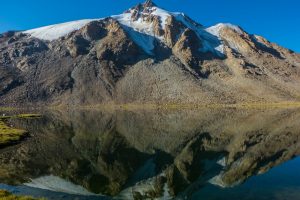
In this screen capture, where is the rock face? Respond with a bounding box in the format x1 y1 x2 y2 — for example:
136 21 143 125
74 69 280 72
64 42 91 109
0 1 300 106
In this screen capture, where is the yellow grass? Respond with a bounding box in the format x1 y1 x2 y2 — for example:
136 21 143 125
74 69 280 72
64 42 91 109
0 114 41 146
0 190 44 200
0 121 26 146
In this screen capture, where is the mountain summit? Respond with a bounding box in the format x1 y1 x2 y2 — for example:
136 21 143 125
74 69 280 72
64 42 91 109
0 2 299 106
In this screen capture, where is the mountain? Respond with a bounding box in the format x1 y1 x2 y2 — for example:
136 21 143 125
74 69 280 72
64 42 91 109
1 0 300 106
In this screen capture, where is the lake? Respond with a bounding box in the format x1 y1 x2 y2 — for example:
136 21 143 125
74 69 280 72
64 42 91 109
0 107 300 200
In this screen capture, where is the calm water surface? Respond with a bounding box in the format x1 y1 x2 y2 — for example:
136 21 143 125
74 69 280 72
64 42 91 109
0 108 300 200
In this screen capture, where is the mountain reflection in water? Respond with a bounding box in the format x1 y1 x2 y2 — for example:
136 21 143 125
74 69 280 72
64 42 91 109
0 108 300 200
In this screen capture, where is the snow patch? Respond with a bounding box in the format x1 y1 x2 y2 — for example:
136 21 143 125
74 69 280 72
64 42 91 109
206 23 243 38
209 172 242 188
23 19 97 41
217 156 227 167
111 6 173 54
204 23 243 53
112 13 157 54
117 173 171 200
169 14 226 55
208 174 228 188
151 7 172 29
24 175 95 196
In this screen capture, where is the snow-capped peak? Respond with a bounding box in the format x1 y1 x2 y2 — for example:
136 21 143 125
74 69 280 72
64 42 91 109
111 3 177 54
206 23 243 38
143 0 157 8
111 1 206 54
22 1 242 56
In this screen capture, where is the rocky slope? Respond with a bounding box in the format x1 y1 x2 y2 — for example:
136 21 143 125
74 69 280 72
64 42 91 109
0 0 299 106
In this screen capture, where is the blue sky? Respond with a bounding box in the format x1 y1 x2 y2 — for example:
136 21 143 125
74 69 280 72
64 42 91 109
1 0 299 52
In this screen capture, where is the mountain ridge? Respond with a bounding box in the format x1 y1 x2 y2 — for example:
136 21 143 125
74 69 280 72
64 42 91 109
0 1 299 106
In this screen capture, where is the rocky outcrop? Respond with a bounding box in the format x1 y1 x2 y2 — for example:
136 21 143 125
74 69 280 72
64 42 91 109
164 16 185 47
95 20 141 67
173 29 202 71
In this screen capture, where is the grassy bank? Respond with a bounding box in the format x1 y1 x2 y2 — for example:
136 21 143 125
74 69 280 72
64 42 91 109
0 114 41 147
0 190 44 200
0 120 27 146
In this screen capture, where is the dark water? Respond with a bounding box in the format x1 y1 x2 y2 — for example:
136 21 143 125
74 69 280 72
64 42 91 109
1 108 300 200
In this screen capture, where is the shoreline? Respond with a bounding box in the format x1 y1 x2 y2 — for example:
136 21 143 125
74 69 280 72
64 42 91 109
1 102 300 111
